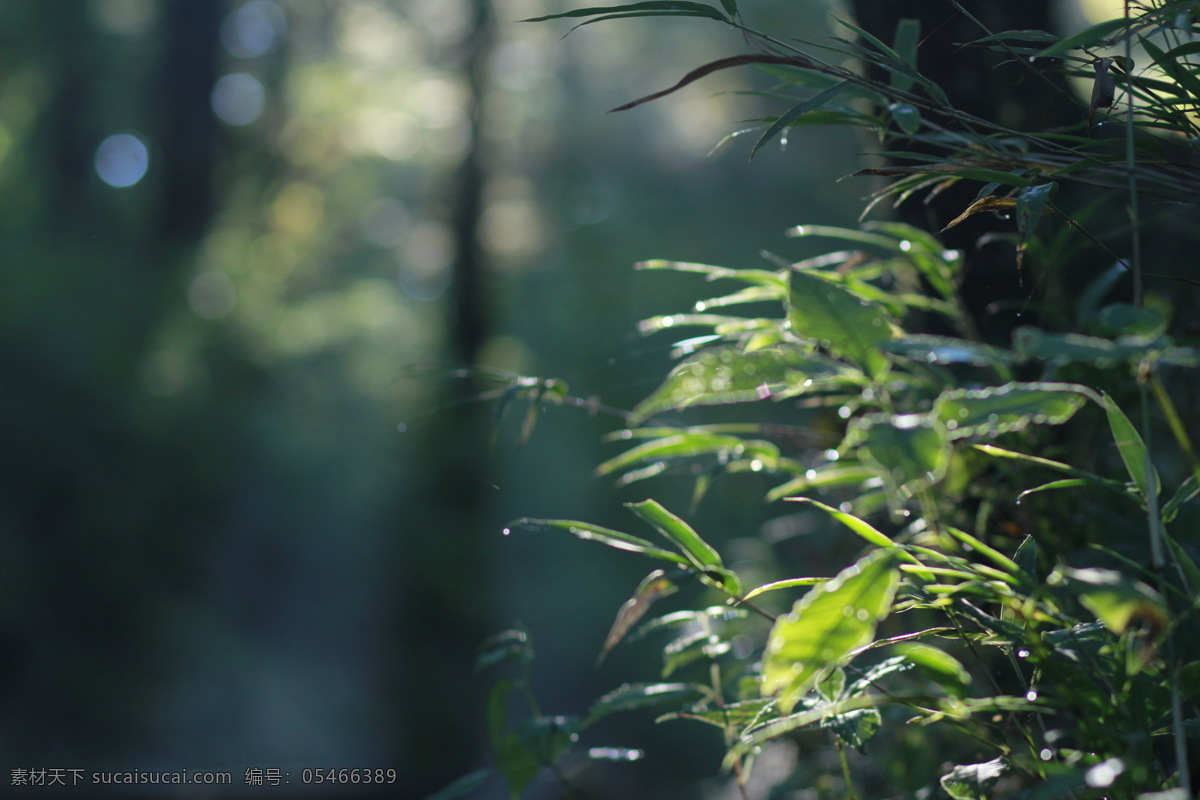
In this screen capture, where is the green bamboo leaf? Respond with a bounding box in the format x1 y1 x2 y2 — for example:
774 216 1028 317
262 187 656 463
488 680 541 798
896 643 970 698
521 2 728 24
1163 475 1198 523
660 697 775 729
889 103 920 135
788 269 897 377
1142 37 1200 101
847 412 951 508
934 382 1089 438
727 693 880 765
631 344 851 423
1060 567 1167 637
891 18 921 92
821 706 881 752
636 259 787 288
507 518 689 566
1037 17 1135 56
943 526 1020 574
762 550 900 713
1014 327 1146 366
766 464 876 503
585 682 707 726
596 431 778 478
941 757 1007 800
751 82 852 158
625 499 723 569
1015 183 1056 270
1102 392 1160 498
477 628 533 672
1016 478 1093 504
662 628 731 676
968 29 1061 45
1096 303 1166 338
743 577 828 602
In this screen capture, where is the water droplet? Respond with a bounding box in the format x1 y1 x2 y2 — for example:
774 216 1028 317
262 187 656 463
502 528 512 536
750 459 764 472
805 469 817 479
1039 748 1053 761
837 405 852 419
899 240 912 252
1017 649 1030 659
1026 689 1038 702
694 301 708 311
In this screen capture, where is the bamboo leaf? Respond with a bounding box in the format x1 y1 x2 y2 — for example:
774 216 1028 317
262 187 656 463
933 382 1089 438
762 550 900 713
743 577 828 602
610 55 803 112
585 681 707 726
521 2 728 24
881 335 1016 368
625 499 723 570
507 518 690 566
892 18 921 92
1014 327 1148 366
941 757 1007 800
788 269 896 377
631 344 852 423
1102 392 1160 498
751 82 852 158
1037 17 1136 56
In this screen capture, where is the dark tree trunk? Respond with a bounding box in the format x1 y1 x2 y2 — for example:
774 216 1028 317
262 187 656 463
155 0 226 244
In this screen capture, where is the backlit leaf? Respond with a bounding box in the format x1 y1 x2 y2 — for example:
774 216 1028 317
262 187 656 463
507 518 689 566
752 82 853 158
1102 392 1160 498
631 344 850 423
1061 567 1167 636
762 550 900 713
585 682 708 726
788 269 897 377
934 382 1089 438
626 499 723 570
848 412 951 508
1014 327 1146 366
521 2 728 25
940 757 1007 800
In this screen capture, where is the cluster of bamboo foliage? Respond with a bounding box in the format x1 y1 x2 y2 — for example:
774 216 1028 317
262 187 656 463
436 2 1200 798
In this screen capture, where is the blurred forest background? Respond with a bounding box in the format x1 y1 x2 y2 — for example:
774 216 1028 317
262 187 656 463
0 0 1110 797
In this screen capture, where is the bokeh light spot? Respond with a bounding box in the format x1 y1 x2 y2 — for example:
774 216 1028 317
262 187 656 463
221 0 286 58
212 73 266 126
94 133 149 188
188 272 238 320
89 0 156 36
